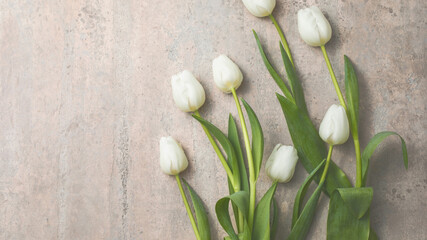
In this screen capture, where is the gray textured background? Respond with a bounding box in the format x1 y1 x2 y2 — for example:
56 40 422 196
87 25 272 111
0 0 426 239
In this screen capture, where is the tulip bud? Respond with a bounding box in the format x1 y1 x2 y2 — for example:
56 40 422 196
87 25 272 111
265 144 299 183
297 6 332 47
241 0 276 18
212 55 243 93
319 104 350 145
159 136 189 175
171 70 206 112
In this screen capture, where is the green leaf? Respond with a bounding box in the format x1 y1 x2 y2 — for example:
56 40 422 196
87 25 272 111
327 187 373 240
287 181 325 240
183 179 211 240
279 42 308 114
337 188 373 219
271 198 279 240
193 115 241 187
227 180 240 231
253 30 294 102
344 55 360 136
228 114 249 193
216 191 250 240
241 99 264 180
228 115 248 231
292 159 326 228
362 131 408 186
224 233 247 240
276 93 352 196
252 183 278 240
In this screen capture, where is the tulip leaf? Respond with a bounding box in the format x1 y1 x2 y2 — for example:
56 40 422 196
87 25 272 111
252 182 278 240
228 114 249 231
227 180 241 232
276 93 352 196
216 191 250 240
193 115 241 187
271 198 279 240
182 179 211 240
287 181 325 240
344 55 360 136
279 42 308 114
241 99 264 180
292 159 326 228
224 234 247 240
253 30 294 102
362 131 408 186
327 187 373 240
228 114 249 193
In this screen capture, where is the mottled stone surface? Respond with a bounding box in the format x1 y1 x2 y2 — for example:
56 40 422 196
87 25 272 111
0 0 425 239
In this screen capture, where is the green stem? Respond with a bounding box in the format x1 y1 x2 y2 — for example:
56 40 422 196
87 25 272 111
175 175 201 240
320 145 334 184
320 45 347 111
194 110 235 187
269 14 294 66
354 137 362 187
230 87 256 229
194 110 244 232
237 193 244 233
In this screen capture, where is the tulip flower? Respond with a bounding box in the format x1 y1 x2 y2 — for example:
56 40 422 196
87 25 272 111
171 70 206 112
159 136 189 175
297 6 332 47
212 55 243 93
265 144 299 183
319 104 350 145
241 0 276 18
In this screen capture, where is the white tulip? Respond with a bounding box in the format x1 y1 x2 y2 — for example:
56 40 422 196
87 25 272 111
242 0 276 18
159 136 189 175
319 104 350 145
297 6 332 47
265 144 299 183
212 55 243 93
171 70 206 112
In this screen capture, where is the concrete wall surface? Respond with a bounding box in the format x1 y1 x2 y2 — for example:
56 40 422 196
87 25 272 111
0 0 426 239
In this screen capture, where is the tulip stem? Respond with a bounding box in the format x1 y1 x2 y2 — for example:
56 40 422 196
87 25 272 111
269 14 294 66
175 175 201 240
320 145 334 184
230 87 256 230
354 137 362 187
320 45 347 111
194 110 236 188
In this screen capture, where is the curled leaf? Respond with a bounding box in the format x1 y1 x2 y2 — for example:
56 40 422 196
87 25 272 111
216 191 250 240
327 187 373 240
362 131 408 186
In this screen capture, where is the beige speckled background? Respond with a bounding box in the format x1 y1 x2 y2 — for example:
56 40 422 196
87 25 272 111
0 0 426 239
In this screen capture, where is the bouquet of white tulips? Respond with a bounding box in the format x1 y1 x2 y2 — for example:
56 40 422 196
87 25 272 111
159 1 408 240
